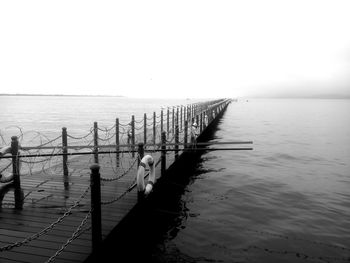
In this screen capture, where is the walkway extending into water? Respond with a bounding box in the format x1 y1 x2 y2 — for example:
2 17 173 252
0 99 251 263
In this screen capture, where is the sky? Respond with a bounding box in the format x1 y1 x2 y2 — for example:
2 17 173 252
0 0 350 99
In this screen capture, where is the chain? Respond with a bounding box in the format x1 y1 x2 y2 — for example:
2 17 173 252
101 158 137 182
0 162 12 173
67 130 93 140
101 178 137 205
97 134 115 141
20 155 55 164
0 185 90 252
45 209 92 263
19 135 62 150
97 124 116 133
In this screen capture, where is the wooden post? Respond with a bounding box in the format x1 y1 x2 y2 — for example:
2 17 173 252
11 136 23 209
205 109 209 128
93 122 99 164
62 127 68 176
209 107 211 122
175 124 179 160
160 110 163 134
172 107 175 135
187 106 189 123
137 142 145 202
184 120 188 149
161 131 166 177
90 164 102 252
190 104 192 119
176 107 179 128
167 108 170 136
137 142 144 166
62 127 69 189
11 136 20 188
193 104 196 119
153 112 156 145
144 113 147 145
116 118 120 167
131 115 135 157
180 106 183 131
185 106 188 123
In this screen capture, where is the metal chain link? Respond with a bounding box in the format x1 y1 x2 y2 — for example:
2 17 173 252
97 124 116 133
20 135 62 150
0 185 91 252
66 130 93 140
97 134 115 141
101 178 137 205
45 209 92 263
0 162 12 173
20 155 56 164
100 158 137 182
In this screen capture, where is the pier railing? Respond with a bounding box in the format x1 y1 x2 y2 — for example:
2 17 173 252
0 98 252 262
0 98 232 178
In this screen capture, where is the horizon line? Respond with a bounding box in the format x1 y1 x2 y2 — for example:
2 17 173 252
0 93 125 98
1 93 349 100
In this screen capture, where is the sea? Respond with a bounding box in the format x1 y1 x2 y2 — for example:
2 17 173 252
1 96 350 263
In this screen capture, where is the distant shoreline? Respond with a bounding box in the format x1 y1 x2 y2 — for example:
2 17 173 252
0 93 125 97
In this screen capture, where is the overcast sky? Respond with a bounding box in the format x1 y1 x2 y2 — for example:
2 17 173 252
1 0 349 98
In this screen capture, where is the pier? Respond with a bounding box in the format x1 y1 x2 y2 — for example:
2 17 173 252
0 99 252 263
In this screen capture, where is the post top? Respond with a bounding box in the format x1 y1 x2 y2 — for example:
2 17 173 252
11 136 18 141
90 163 100 170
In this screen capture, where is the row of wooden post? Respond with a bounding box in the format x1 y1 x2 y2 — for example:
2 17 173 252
3 99 231 253
88 99 231 252
4 100 229 207
6 99 230 195
57 100 226 183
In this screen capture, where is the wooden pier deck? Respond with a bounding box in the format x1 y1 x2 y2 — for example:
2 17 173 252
0 99 233 263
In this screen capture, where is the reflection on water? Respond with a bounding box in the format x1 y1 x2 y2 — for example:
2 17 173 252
148 99 350 263
88 99 350 263
86 150 211 263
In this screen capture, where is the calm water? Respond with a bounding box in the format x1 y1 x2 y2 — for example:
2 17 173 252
1 97 350 262
146 99 350 263
0 96 195 142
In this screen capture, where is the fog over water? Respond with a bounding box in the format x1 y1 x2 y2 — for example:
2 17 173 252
1 0 350 99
